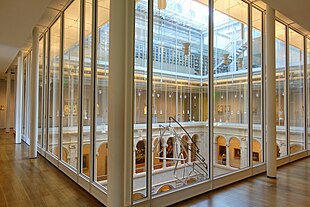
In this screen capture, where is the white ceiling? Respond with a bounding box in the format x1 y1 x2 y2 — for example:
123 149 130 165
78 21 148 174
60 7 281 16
262 0 310 34
0 0 51 76
0 0 70 78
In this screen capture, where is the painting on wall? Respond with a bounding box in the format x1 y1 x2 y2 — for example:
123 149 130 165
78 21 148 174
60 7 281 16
234 148 240 159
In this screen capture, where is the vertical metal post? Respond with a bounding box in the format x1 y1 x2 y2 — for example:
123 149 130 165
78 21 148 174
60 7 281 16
147 0 154 204
208 0 214 180
285 26 290 156
304 37 308 149
46 30 51 152
59 12 65 161
248 3 253 168
78 0 85 175
90 0 98 184
261 10 266 163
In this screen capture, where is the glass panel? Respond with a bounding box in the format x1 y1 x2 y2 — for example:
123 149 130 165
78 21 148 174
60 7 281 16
82 0 92 177
95 0 110 187
289 29 304 154
275 21 287 157
133 0 147 200
62 0 80 169
213 0 249 176
151 0 209 195
25 52 32 139
48 18 61 157
22 58 26 136
307 38 310 149
252 8 263 164
43 33 49 150
38 38 44 148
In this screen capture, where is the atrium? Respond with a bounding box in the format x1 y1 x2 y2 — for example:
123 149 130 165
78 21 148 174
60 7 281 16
0 0 310 206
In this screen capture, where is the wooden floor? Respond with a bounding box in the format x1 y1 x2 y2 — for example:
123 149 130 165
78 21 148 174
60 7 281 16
173 156 310 206
1 130 310 207
0 130 104 207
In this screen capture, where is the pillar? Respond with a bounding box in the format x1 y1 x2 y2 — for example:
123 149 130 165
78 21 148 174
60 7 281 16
29 27 39 159
15 52 24 143
187 142 192 163
266 5 277 178
107 0 135 205
162 142 167 168
133 148 136 174
226 143 230 167
240 137 248 168
6 69 11 133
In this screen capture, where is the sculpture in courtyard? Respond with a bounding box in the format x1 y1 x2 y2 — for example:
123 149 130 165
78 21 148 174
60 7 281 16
155 116 208 186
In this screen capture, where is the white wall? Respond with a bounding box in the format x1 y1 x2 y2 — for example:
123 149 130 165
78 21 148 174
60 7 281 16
0 78 15 129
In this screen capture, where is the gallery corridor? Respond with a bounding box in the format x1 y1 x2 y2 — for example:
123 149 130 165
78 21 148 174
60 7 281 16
0 130 103 207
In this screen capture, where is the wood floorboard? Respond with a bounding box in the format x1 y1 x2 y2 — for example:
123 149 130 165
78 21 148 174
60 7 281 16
0 130 104 207
1 129 310 207
172 156 310 207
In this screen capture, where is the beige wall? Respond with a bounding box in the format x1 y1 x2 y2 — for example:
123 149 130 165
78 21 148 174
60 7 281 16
0 79 15 129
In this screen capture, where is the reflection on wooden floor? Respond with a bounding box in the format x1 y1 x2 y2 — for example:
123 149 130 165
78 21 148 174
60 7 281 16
172 156 310 207
0 130 104 207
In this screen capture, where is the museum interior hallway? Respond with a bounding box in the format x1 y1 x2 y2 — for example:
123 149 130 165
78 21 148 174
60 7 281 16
0 128 309 207
0 129 103 207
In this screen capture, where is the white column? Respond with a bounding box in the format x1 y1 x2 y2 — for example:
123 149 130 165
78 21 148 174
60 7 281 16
29 27 40 158
6 69 11 133
162 143 167 168
266 5 277 178
133 148 136 175
226 143 230 167
15 52 24 143
107 0 135 205
187 142 192 163
240 137 248 168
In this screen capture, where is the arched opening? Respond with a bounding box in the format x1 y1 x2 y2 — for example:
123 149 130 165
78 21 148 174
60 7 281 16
229 137 240 168
82 144 90 176
290 144 303 154
253 139 261 162
216 136 226 165
136 140 146 173
180 135 189 162
157 184 174 193
97 143 108 181
133 193 145 201
153 138 163 170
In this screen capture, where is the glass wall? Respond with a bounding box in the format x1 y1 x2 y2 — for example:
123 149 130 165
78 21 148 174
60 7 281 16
38 38 44 148
61 0 80 169
22 0 310 205
95 0 110 187
153 0 209 196
252 7 263 165
275 21 287 157
81 0 92 177
133 0 147 199
307 38 310 149
48 18 61 157
43 33 49 150
213 0 249 176
289 29 305 154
